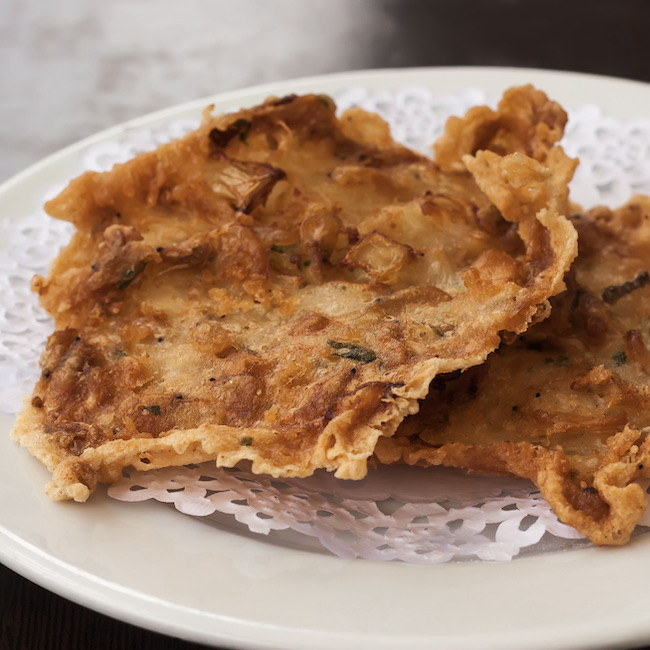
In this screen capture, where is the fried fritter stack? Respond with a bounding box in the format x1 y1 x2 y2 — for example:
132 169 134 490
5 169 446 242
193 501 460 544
377 198 650 545
12 86 577 506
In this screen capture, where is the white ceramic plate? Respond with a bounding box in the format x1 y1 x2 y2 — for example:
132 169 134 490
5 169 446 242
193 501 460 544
3 67 650 650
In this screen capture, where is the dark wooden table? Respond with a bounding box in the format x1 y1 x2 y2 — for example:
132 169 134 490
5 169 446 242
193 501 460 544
3 1 650 648
0 563 207 650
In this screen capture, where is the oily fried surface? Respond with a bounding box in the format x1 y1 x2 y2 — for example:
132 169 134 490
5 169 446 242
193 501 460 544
376 197 650 546
12 89 577 502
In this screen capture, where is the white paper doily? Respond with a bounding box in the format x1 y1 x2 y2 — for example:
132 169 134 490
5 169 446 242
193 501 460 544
3 86 650 563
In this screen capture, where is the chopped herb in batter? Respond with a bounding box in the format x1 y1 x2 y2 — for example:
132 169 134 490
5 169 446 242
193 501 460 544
327 340 377 363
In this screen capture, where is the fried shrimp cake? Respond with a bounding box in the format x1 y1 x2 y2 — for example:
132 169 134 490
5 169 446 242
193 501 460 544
12 88 577 502
377 197 650 546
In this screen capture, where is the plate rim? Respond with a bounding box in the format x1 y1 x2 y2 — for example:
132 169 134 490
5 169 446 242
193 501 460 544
4 64 650 197
3 66 650 650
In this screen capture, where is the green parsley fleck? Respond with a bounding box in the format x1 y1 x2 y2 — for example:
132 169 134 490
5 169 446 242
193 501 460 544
327 340 377 363
316 94 334 109
233 118 252 144
270 243 298 254
143 405 162 416
118 260 147 290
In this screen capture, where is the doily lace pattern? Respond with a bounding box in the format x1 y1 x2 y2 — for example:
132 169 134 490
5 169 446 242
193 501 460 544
109 464 587 563
3 86 650 563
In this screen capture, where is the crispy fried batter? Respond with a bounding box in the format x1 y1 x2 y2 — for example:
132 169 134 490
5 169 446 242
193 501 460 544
435 85 571 175
376 197 650 546
12 89 577 502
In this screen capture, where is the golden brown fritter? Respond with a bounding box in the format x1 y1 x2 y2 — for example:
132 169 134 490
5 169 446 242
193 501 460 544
376 197 650 546
11 89 577 502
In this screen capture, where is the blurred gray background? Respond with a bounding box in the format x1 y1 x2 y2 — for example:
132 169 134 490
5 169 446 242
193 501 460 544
2 0 650 183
